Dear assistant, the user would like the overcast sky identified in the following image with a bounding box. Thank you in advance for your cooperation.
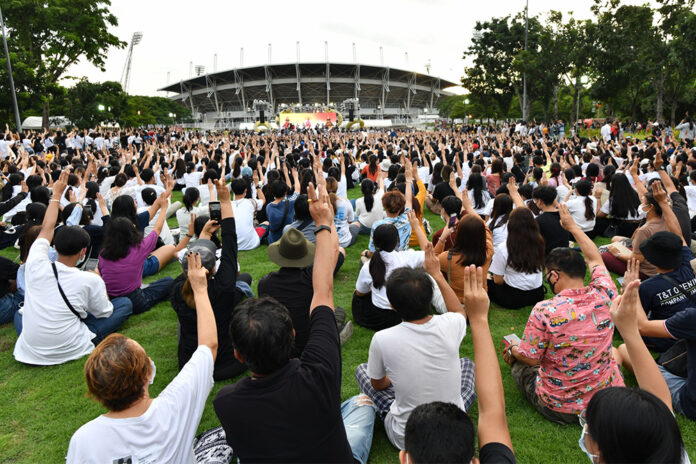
[66,0,659,96]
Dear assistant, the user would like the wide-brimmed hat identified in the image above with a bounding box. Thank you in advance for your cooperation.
[268,228,315,268]
[181,239,218,274]
[380,159,391,172]
[639,231,682,270]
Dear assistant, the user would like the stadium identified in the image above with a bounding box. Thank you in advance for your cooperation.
[158,62,459,129]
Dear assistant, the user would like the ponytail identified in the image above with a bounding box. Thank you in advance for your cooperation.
[369,251,388,289]
[362,179,375,212]
[575,179,595,221]
[584,196,595,221]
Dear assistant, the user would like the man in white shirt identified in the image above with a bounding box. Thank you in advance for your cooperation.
[0,134,15,159]
[66,254,218,464]
[601,122,612,142]
[355,246,475,450]
[230,178,264,250]
[13,172,133,365]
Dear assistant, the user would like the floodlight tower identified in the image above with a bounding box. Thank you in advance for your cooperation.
[120,32,143,94]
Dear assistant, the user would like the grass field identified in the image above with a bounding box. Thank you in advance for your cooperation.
[0,187,694,463]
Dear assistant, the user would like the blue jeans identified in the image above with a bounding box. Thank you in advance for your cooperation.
[0,291,23,325]
[84,297,133,343]
[658,365,687,415]
[350,198,357,210]
[124,277,174,315]
[341,394,376,464]
[14,297,133,342]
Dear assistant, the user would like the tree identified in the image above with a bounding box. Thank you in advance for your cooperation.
[1,0,125,129]
[60,79,126,128]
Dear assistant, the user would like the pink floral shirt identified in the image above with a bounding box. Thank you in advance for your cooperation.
[517,265,624,415]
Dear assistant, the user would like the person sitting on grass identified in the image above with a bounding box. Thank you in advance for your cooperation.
[400,266,516,464]
[13,170,132,366]
[355,242,476,451]
[363,157,414,258]
[258,226,351,357]
[502,204,624,424]
[66,253,218,463]
[586,276,689,462]
[98,191,177,315]
[214,183,376,464]
[171,179,251,381]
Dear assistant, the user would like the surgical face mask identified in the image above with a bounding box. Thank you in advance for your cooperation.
[578,425,600,463]
[76,251,87,268]
[149,359,157,385]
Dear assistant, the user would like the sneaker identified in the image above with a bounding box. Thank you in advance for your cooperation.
[339,321,354,346]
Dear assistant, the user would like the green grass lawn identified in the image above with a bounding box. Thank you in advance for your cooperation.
[0,188,694,463]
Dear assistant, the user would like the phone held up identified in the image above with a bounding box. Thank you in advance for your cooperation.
[208,201,222,223]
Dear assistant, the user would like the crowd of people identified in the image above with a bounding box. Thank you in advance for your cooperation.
[0,120,695,463]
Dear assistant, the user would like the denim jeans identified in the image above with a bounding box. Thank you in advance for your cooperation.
[341,394,376,464]
[0,291,23,325]
[125,277,174,315]
[14,297,133,342]
[658,365,687,415]
[83,297,133,343]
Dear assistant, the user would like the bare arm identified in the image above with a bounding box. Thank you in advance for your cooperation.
[464,265,513,451]
[423,242,465,316]
[38,170,69,242]
[308,183,336,311]
[558,204,603,269]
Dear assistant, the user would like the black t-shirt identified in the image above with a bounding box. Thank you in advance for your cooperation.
[257,253,344,356]
[639,246,696,321]
[432,182,455,203]
[535,211,569,255]
[479,442,517,464]
[664,308,696,421]
[213,306,353,463]
[511,164,526,184]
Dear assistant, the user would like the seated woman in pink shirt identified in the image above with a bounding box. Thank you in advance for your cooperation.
[98,194,175,315]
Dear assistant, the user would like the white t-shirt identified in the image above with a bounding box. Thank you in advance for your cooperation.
[138,206,174,246]
[66,345,215,464]
[182,171,204,190]
[13,238,113,365]
[232,198,262,250]
[487,218,508,249]
[468,189,492,216]
[684,184,696,215]
[565,196,597,232]
[367,312,467,450]
[137,184,165,208]
[489,243,543,291]
[600,199,645,221]
[356,250,424,309]
[334,198,355,247]
[176,205,208,233]
[355,191,385,229]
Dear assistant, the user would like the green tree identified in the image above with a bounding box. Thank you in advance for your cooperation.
[1,0,125,129]
[58,79,126,128]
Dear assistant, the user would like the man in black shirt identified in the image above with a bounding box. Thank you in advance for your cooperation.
[533,186,569,255]
[214,183,376,463]
[399,266,516,464]
[510,153,528,184]
[257,227,350,356]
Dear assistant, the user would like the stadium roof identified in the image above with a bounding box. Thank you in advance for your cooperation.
[159,62,459,115]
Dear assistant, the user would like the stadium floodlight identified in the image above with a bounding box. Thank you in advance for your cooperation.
[194,65,206,76]
[121,32,144,94]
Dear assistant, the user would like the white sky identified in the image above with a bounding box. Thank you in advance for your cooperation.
[65,0,660,96]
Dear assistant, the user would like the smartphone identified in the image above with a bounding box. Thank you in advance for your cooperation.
[448,215,457,229]
[83,204,93,216]
[83,258,99,272]
[501,334,522,353]
[209,201,222,222]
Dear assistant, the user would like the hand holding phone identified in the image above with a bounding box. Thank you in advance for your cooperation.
[209,201,221,222]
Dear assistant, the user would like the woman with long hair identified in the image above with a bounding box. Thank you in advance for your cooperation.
[547,162,562,188]
[98,193,176,314]
[487,193,513,248]
[485,158,505,196]
[353,173,385,235]
[176,186,206,233]
[466,173,492,216]
[487,208,546,309]
[436,199,494,304]
[564,179,597,237]
[361,154,380,182]
[353,216,443,330]
[594,173,642,237]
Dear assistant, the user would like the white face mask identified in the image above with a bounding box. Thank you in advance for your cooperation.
[149,359,157,385]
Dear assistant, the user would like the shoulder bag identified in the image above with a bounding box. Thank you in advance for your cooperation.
[51,262,85,322]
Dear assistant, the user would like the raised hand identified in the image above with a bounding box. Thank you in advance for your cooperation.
[610,279,641,335]
[307,182,334,227]
[462,265,489,321]
[187,252,209,294]
[422,242,441,277]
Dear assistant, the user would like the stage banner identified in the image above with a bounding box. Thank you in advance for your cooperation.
[279,112,337,128]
